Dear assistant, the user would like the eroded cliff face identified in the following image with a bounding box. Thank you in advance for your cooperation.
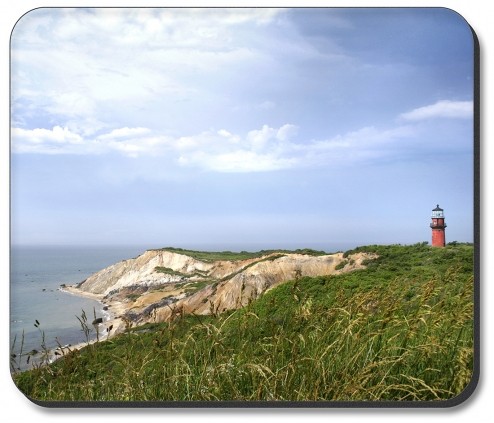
[76,250,217,296]
[72,249,376,328]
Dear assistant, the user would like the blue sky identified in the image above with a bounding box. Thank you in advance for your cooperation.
[10,7,475,249]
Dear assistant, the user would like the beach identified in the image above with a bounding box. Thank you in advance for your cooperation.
[60,285,130,341]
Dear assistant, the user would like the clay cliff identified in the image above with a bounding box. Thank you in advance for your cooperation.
[68,248,377,330]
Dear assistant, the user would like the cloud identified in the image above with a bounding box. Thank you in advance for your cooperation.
[400,100,473,121]
[13,93,472,174]
[12,121,418,173]
[246,125,277,150]
[179,124,300,171]
[97,127,151,140]
[245,123,298,151]
[276,124,299,141]
[12,126,163,156]
[179,150,296,173]
[11,8,288,139]
[296,125,417,166]
[12,126,84,154]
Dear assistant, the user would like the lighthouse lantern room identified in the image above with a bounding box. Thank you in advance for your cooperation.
[430,204,447,247]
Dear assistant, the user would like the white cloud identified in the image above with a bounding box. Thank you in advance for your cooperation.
[46,91,96,118]
[12,126,163,156]
[217,129,232,137]
[276,124,298,141]
[97,127,151,140]
[11,8,287,139]
[217,129,240,143]
[176,124,299,171]
[10,121,417,170]
[102,136,172,158]
[14,95,471,174]
[180,150,296,173]
[12,126,84,154]
[246,125,277,150]
[400,100,473,121]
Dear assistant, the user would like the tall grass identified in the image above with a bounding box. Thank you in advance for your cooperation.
[13,244,474,403]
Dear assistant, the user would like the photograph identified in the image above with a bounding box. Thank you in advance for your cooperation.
[8,6,477,408]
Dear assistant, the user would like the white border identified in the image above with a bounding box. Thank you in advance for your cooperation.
[1,1,490,421]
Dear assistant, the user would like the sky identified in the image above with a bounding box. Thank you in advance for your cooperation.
[10,7,475,250]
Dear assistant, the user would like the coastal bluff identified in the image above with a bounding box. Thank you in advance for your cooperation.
[67,248,377,332]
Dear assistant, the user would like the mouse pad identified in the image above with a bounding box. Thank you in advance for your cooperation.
[9,7,479,408]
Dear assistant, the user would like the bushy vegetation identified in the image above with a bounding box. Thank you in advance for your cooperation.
[13,243,475,403]
[153,247,326,262]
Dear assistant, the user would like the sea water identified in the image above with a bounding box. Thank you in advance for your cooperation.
[9,245,148,371]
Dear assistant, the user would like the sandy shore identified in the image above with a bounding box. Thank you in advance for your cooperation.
[54,285,130,354]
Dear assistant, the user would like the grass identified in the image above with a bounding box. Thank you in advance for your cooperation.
[183,280,213,295]
[152,247,326,262]
[12,243,475,403]
[154,266,188,277]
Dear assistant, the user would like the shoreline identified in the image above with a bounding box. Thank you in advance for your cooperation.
[12,285,130,373]
[13,287,126,373]
[60,285,129,335]
[41,286,131,362]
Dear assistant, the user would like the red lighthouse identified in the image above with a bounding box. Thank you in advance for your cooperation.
[430,204,447,247]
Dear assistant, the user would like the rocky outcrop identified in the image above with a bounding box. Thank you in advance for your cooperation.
[75,250,216,296]
[72,248,376,328]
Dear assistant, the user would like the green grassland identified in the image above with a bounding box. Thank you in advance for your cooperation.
[152,247,327,262]
[12,243,475,403]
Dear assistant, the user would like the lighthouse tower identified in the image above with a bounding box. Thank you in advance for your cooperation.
[430,204,447,247]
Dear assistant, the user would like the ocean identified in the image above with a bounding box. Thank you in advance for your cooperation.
[9,242,359,371]
[9,245,148,371]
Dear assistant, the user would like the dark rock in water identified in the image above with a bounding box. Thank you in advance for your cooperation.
[76,279,87,288]
[103,306,109,311]
[60,284,66,288]
[42,288,46,291]
[92,317,103,325]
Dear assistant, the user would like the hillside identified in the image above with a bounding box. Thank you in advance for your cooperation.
[65,247,375,332]
[13,243,475,404]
